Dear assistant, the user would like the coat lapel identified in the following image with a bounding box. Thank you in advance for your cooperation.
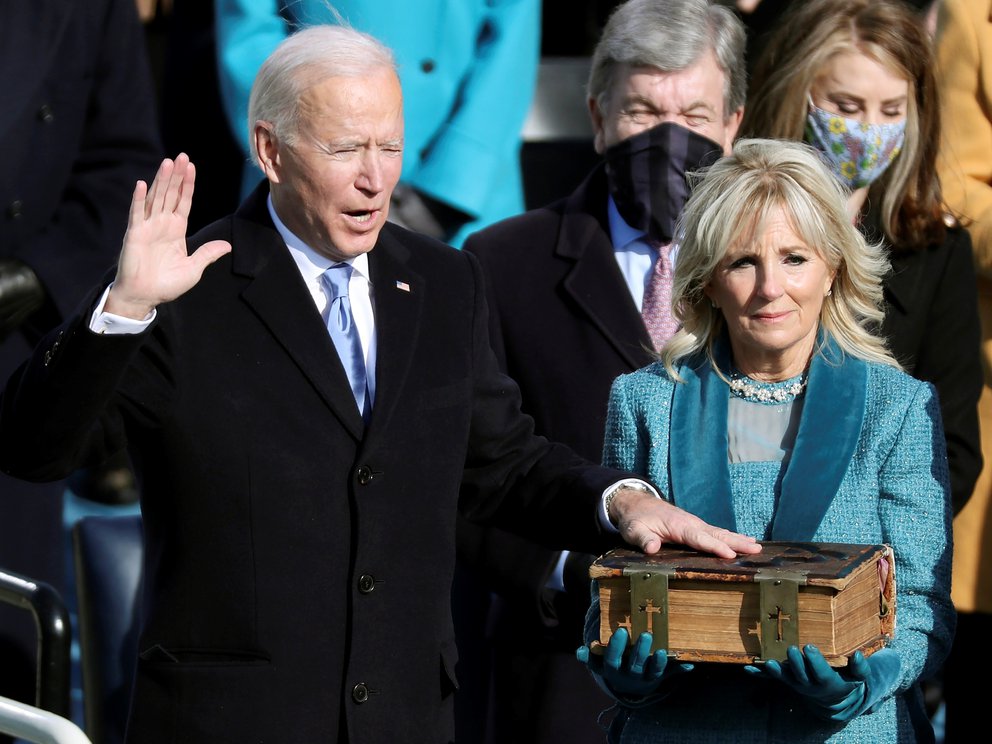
[557,167,656,370]
[668,335,867,540]
[364,227,423,442]
[232,187,365,439]
[670,343,736,530]
[771,338,867,540]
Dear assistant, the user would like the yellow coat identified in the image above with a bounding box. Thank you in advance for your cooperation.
[936,0,992,613]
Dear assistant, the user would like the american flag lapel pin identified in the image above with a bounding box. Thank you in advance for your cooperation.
[395,280,411,292]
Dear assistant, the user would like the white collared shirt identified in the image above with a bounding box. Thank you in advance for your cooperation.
[268,197,377,406]
[607,196,677,309]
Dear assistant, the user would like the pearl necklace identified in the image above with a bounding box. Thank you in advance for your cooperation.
[728,371,808,405]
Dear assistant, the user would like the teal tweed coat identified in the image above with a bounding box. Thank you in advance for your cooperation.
[588,340,955,743]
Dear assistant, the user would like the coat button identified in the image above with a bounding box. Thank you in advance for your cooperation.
[357,465,373,484]
[420,58,435,73]
[6,200,23,219]
[37,104,54,123]
[358,574,375,594]
[352,683,369,703]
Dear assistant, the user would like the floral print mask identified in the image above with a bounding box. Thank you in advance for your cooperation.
[804,100,905,190]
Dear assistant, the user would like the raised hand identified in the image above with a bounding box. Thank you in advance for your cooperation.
[608,487,761,558]
[106,154,232,319]
[576,628,692,700]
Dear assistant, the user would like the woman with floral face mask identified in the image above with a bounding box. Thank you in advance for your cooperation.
[742,0,983,517]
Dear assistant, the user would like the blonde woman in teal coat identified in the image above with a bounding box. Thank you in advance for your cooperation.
[214,0,540,248]
[578,139,954,743]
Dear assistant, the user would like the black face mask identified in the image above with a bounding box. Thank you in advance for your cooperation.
[604,122,724,244]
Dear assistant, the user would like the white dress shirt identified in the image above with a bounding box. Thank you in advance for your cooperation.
[607,196,677,310]
[269,197,377,406]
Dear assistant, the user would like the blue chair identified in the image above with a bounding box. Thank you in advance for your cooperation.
[71,515,143,744]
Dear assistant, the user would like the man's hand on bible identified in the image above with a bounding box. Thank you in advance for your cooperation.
[608,486,761,559]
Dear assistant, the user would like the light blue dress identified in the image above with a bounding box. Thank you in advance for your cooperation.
[588,338,955,743]
[214,0,540,247]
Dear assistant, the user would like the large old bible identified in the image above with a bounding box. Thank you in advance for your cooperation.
[590,542,895,666]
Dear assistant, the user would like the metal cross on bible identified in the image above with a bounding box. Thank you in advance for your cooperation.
[639,599,664,634]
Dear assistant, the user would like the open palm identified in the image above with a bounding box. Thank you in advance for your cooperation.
[106,153,232,319]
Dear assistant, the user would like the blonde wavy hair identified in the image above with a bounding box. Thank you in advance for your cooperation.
[662,138,899,379]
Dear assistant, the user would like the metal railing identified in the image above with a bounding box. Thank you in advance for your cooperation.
[0,695,91,744]
[0,569,72,718]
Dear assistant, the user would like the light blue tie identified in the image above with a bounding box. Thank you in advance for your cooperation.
[322,264,369,420]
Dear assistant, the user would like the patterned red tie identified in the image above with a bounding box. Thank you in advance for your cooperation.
[641,245,679,352]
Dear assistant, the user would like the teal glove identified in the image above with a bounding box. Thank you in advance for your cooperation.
[843,648,902,716]
[745,645,901,721]
[576,628,693,701]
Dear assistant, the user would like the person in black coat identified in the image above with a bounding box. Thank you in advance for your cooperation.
[458,1,748,741]
[0,24,759,743]
[0,0,161,709]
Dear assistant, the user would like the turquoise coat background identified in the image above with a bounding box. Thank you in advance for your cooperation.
[590,346,955,743]
[215,0,540,247]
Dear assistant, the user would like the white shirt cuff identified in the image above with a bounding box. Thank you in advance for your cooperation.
[88,284,156,334]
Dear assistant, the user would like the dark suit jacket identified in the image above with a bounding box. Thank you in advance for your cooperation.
[0,186,628,744]
[458,165,656,742]
[465,164,654,462]
[461,163,655,601]
[0,0,161,349]
[879,221,984,514]
[0,0,161,705]
[461,164,655,622]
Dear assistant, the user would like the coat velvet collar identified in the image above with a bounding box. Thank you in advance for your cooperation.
[669,333,867,540]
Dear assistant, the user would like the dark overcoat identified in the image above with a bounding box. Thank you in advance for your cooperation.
[0,186,626,743]
[457,164,656,742]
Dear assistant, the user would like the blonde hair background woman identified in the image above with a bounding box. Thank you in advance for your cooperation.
[741,0,982,516]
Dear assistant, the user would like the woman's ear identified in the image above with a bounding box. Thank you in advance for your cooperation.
[703,284,719,309]
[825,267,838,297]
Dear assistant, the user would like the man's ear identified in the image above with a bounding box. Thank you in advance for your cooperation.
[722,106,745,154]
[588,95,607,155]
[254,122,282,183]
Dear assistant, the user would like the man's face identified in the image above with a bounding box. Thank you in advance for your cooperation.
[590,51,742,156]
[257,66,404,262]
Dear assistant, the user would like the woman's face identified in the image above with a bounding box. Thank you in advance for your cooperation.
[810,49,910,126]
[705,205,835,380]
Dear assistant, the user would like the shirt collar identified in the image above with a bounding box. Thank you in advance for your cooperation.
[267,194,370,283]
[607,196,650,254]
